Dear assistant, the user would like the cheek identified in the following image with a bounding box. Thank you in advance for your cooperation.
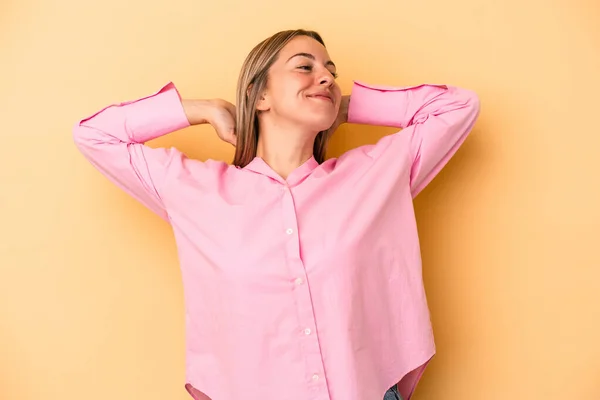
[276,78,304,102]
[333,89,342,105]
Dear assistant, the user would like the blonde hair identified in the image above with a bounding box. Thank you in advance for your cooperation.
[233,29,330,168]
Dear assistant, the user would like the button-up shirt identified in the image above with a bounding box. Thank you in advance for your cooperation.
[73,79,480,400]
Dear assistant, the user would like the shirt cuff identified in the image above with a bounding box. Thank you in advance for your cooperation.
[79,82,191,144]
[347,81,448,128]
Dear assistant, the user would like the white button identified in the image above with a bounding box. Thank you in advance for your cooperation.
[295,278,304,285]
[286,228,293,235]
[304,328,312,335]
[312,374,319,381]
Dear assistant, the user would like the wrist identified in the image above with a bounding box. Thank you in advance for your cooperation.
[181,99,213,126]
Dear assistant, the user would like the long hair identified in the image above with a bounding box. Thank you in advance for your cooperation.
[233,29,331,168]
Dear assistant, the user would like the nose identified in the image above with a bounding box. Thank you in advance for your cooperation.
[317,68,334,86]
[319,77,332,86]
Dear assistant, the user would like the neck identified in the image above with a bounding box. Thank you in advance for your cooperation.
[256,120,316,180]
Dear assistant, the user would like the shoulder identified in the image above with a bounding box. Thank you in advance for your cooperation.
[160,151,247,189]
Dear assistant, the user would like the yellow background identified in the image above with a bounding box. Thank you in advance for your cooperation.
[1,0,599,399]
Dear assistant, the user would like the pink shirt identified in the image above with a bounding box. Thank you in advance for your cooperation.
[73,79,480,400]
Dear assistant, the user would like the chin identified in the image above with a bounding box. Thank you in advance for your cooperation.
[304,120,334,133]
[304,114,337,132]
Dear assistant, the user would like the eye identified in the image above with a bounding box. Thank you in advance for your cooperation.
[297,65,338,79]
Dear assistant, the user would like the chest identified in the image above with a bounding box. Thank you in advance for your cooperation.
[167,162,415,280]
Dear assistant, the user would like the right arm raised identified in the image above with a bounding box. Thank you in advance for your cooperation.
[73,82,212,221]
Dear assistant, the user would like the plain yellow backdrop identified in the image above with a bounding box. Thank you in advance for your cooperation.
[1,0,599,399]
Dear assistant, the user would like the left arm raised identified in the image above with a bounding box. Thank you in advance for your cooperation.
[346,81,480,197]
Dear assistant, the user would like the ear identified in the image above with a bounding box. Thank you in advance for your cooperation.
[255,91,270,112]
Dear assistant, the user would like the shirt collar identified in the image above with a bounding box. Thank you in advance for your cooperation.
[242,156,319,186]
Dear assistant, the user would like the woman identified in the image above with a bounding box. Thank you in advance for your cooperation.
[73,29,480,400]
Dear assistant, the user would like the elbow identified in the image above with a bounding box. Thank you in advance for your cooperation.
[72,119,84,139]
[72,120,88,150]
[72,118,121,151]
[72,121,97,155]
[454,88,481,131]
[450,88,481,139]
[72,121,114,158]
[463,91,481,142]
[464,88,481,119]
[72,104,124,151]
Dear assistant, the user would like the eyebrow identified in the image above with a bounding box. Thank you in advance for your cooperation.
[287,52,336,69]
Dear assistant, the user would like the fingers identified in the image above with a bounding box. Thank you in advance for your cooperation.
[212,101,237,147]
[227,131,237,146]
[222,127,237,147]
[224,102,237,118]
[225,105,237,146]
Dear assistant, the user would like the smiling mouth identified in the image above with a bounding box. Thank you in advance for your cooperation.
[308,95,333,103]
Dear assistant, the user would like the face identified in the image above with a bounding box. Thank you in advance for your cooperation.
[256,35,342,133]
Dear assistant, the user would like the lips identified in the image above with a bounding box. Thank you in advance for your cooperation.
[307,92,333,103]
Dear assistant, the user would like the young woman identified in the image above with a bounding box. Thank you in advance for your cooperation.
[73,29,480,400]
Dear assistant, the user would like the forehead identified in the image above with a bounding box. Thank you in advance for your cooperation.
[278,35,331,61]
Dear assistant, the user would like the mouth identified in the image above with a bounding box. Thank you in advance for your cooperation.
[307,93,333,103]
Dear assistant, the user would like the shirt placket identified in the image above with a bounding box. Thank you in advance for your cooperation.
[281,184,331,400]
